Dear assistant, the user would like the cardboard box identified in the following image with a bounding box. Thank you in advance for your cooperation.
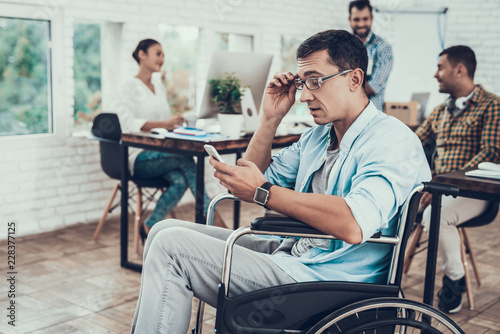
[384,101,420,127]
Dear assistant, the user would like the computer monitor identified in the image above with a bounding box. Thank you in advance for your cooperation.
[410,92,430,123]
[198,51,273,119]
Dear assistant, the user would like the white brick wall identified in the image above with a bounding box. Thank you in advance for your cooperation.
[1,0,499,239]
[412,0,500,93]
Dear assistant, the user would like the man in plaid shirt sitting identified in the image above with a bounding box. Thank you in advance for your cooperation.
[416,45,500,314]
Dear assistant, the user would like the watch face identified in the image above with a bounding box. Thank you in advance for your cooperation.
[254,187,269,205]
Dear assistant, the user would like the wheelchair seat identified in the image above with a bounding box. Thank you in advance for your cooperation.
[194,183,464,334]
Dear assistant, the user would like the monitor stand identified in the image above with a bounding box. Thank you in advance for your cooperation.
[240,88,259,135]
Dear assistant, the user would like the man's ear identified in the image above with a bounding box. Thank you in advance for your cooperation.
[350,69,364,91]
[455,63,467,78]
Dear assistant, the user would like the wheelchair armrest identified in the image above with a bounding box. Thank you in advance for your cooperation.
[206,192,239,225]
[251,216,382,238]
[251,216,326,235]
[423,181,459,197]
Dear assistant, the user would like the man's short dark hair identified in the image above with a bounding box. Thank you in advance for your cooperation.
[349,0,373,15]
[296,29,368,89]
[439,45,476,79]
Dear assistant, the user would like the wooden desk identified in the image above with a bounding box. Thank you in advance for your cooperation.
[434,168,500,201]
[119,132,301,272]
[423,169,500,308]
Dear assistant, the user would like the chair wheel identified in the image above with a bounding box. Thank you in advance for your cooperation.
[304,297,464,334]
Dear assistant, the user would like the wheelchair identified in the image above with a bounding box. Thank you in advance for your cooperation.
[192,183,465,334]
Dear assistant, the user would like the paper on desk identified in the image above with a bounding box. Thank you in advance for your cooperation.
[163,132,228,142]
[465,168,500,180]
[478,162,500,172]
[466,162,500,180]
[173,127,206,136]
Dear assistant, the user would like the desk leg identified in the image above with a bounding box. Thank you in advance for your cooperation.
[233,152,242,229]
[195,155,205,224]
[120,145,142,273]
[423,193,443,307]
[120,146,129,268]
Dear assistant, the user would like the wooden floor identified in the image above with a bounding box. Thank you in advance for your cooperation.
[0,200,499,333]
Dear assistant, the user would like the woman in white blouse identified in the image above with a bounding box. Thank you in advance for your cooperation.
[116,39,224,237]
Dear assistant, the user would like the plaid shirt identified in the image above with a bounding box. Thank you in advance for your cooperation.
[365,32,393,111]
[416,85,500,175]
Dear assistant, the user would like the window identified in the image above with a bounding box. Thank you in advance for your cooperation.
[373,8,447,115]
[73,23,102,133]
[281,35,301,73]
[0,16,52,136]
[158,24,200,114]
[215,33,253,53]
[281,35,308,117]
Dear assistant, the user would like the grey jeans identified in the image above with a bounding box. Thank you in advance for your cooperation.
[131,219,296,334]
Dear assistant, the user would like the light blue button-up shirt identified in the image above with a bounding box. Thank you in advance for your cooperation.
[264,102,431,284]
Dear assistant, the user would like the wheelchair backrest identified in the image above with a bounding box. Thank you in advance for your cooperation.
[387,185,424,286]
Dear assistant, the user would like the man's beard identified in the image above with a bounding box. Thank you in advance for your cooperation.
[353,27,371,39]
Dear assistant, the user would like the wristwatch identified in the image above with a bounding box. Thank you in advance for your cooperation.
[254,182,274,208]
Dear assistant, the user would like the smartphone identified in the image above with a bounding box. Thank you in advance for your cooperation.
[204,144,225,163]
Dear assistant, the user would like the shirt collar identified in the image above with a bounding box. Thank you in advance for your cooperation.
[447,85,478,116]
[364,31,374,45]
[469,84,484,105]
[462,86,476,102]
[335,101,379,153]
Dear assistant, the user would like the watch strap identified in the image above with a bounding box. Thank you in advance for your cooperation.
[260,182,274,192]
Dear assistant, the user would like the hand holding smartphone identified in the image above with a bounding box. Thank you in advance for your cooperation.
[204,144,225,163]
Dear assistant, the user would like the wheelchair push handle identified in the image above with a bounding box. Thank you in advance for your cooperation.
[422,182,459,197]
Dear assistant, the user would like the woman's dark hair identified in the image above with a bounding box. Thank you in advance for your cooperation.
[132,39,160,64]
[296,30,368,89]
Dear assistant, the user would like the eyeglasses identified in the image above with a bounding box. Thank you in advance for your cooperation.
[294,69,354,90]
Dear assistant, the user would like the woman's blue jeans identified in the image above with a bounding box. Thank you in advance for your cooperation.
[133,150,210,227]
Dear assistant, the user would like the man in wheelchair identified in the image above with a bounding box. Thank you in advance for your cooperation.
[131,30,433,333]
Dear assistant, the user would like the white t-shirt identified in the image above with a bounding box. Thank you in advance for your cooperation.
[114,76,171,173]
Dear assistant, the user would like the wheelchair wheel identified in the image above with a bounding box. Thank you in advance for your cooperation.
[304,297,464,334]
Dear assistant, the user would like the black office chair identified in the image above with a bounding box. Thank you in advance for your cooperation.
[91,113,172,253]
[404,201,499,310]
[191,183,464,333]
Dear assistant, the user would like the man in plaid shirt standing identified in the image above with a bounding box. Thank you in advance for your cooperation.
[348,0,393,112]
[416,45,500,314]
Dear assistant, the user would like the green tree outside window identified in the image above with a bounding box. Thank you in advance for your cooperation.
[73,23,102,131]
[0,17,51,136]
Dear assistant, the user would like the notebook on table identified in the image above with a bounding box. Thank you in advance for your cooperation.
[465,162,500,180]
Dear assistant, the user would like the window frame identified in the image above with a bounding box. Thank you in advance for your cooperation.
[0,3,65,143]
[157,24,201,115]
[72,19,103,136]
[210,23,261,53]
[197,23,262,112]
